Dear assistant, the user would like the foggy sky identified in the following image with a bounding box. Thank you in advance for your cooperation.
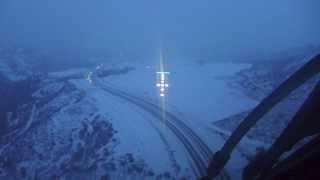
[0,0,319,58]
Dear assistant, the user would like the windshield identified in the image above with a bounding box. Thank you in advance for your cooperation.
[0,1,319,179]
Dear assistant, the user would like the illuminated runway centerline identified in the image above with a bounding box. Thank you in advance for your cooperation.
[156,50,170,97]
[156,49,170,127]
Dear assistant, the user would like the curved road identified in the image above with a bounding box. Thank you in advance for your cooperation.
[96,81,229,179]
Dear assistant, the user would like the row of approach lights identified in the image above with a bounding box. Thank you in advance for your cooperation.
[156,71,170,97]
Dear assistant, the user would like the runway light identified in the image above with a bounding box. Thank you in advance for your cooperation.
[156,71,170,97]
[85,72,93,83]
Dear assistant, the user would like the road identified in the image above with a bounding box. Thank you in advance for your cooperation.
[96,80,230,179]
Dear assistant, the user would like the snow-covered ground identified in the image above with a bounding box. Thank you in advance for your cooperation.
[98,60,258,124]
[1,43,320,179]
[0,50,273,179]
[214,49,320,144]
[83,59,261,179]
[72,79,194,178]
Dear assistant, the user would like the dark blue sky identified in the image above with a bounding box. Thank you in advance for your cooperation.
[0,0,319,58]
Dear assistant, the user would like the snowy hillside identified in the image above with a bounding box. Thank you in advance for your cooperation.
[1,45,294,179]
[214,46,320,144]
[0,49,189,179]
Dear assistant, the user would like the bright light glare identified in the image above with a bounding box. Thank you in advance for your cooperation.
[157,71,170,97]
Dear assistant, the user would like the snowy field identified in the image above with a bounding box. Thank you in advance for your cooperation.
[99,60,258,123]
[0,56,264,179]
[79,59,261,179]
[72,79,193,178]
